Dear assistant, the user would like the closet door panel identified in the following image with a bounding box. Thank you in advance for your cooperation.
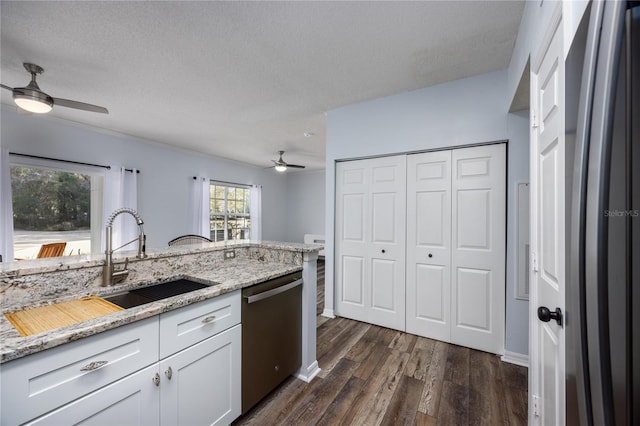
[341,256,365,305]
[366,156,406,330]
[336,162,371,321]
[455,267,492,331]
[336,156,406,331]
[451,144,506,354]
[406,151,451,341]
[371,259,396,311]
[415,264,446,321]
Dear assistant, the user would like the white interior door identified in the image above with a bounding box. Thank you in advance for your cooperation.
[406,150,452,342]
[530,8,565,425]
[335,156,406,330]
[450,143,506,354]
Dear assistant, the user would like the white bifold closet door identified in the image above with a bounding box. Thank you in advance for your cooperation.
[406,150,452,342]
[450,144,506,354]
[406,144,506,354]
[335,155,406,331]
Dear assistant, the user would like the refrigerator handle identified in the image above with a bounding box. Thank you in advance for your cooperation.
[583,1,626,425]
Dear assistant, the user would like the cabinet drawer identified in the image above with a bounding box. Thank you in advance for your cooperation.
[0,316,159,426]
[159,290,240,359]
[25,364,160,426]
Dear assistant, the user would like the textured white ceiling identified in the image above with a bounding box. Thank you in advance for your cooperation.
[0,1,524,171]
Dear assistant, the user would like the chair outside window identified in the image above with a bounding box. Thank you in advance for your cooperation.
[168,235,212,246]
[37,242,67,258]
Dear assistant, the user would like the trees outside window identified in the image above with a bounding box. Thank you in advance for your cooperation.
[11,165,98,259]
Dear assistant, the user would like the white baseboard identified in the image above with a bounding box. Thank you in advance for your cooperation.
[295,361,321,383]
[321,308,335,318]
[501,350,529,368]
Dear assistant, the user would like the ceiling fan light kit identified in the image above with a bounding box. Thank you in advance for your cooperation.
[271,150,305,172]
[1,63,109,115]
[13,88,53,113]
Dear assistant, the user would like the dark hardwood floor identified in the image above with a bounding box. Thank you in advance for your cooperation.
[234,260,528,425]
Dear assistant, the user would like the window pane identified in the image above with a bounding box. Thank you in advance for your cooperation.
[210,216,225,242]
[208,183,251,241]
[11,166,94,259]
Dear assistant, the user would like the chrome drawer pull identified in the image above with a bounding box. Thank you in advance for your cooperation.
[165,366,173,380]
[202,315,216,324]
[80,360,109,371]
[152,373,161,387]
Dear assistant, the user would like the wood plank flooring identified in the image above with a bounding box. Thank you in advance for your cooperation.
[233,260,528,425]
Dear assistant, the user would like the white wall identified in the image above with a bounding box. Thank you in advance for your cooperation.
[507,0,589,105]
[325,69,531,356]
[1,107,289,248]
[285,170,325,243]
[506,110,530,356]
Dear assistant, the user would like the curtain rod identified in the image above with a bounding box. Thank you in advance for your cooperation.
[193,176,252,188]
[9,152,140,173]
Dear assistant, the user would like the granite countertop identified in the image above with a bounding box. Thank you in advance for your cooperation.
[0,240,321,275]
[0,256,303,363]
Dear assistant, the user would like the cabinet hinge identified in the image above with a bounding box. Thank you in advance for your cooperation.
[532,395,540,417]
[531,251,538,272]
[532,111,539,128]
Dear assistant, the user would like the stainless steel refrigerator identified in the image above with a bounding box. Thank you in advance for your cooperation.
[568,1,639,425]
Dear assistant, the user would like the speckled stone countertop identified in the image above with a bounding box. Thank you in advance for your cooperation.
[0,241,322,363]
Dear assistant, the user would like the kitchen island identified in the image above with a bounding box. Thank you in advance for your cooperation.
[0,240,322,425]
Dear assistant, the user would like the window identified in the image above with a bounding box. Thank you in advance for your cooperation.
[10,164,102,259]
[209,183,251,242]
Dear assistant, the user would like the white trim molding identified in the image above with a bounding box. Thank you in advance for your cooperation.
[501,350,530,368]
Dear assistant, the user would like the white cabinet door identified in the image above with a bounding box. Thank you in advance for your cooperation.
[450,143,506,354]
[336,155,406,331]
[1,317,159,426]
[406,150,452,341]
[160,324,241,426]
[25,364,160,426]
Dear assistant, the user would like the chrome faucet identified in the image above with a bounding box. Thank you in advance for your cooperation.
[103,208,146,286]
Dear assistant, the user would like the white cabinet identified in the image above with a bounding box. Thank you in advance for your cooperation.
[1,291,242,426]
[336,144,506,355]
[160,324,241,426]
[1,316,159,426]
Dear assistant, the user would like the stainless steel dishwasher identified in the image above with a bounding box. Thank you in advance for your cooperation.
[241,271,302,414]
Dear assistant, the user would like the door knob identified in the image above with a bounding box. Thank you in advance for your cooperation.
[537,306,563,326]
[428,253,433,258]
[381,249,386,253]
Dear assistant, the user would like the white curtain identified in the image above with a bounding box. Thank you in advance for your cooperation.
[0,148,14,262]
[102,167,139,251]
[191,177,210,238]
[250,184,262,241]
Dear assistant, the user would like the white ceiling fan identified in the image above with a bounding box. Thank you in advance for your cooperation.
[1,63,108,114]
[270,150,305,172]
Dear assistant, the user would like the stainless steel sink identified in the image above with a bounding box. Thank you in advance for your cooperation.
[104,279,216,309]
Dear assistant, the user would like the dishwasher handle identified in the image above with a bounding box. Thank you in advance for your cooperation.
[244,279,302,304]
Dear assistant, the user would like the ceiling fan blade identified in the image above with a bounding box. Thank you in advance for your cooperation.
[286,164,306,169]
[52,97,109,114]
[1,83,14,91]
